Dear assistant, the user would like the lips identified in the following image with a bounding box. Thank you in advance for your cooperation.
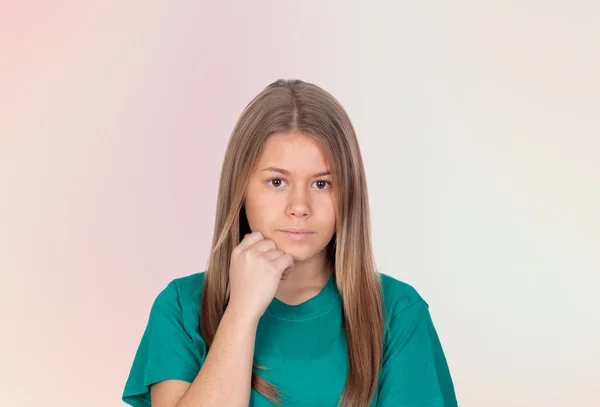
[280,228,314,234]
[278,228,315,241]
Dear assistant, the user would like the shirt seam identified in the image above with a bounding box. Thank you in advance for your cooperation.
[264,298,337,321]
[389,298,428,319]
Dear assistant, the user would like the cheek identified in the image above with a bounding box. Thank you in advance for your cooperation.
[245,199,265,227]
[317,196,337,230]
[244,190,280,228]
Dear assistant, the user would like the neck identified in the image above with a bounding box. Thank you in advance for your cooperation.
[275,251,332,305]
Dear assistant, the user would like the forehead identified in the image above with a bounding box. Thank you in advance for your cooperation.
[258,132,330,171]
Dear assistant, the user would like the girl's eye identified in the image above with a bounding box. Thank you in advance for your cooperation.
[267,178,287,188]
[267,178,331,189]
[313,180,332,190]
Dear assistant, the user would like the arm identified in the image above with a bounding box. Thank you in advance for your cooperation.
[151,308,259,407]
[122,233,291,407]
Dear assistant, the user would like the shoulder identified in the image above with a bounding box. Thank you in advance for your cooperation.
[149,271,206,319]
[143,271,208,351]
[122,272,208,404]
[375,274,458,405]
[378,272,427,317]
[164,271,206,302]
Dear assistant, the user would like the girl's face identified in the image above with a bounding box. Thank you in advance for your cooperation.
[244,131,336,263]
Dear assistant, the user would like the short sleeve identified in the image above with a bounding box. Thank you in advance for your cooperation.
[122,281,206,406]
[377,300,458,407]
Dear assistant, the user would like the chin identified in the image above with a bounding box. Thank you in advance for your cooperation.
[282,246,314,261]
[274,241,316,262]
[288,251,315,263]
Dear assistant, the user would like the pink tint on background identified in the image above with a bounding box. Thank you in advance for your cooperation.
[1,2,361,406]
[2,2,599,407]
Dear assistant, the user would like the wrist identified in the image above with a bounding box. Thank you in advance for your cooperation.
[224,303,261,327]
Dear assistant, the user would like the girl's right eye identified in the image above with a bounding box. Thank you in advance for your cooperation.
[267,178,288,188]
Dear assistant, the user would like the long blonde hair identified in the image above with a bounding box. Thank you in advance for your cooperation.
[200,79,384,406]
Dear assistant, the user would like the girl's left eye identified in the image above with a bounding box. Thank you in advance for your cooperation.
[312,180,332,190]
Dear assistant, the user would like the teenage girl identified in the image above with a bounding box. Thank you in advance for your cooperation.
[122,79,458,407]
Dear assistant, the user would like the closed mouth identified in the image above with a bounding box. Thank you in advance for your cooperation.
[280,229,314,234]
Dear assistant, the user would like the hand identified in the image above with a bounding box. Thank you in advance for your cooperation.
[227,231,294,321]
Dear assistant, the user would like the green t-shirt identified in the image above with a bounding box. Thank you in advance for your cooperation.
[122,272,457,406]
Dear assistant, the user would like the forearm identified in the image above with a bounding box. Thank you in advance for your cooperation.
[176,307,259,407]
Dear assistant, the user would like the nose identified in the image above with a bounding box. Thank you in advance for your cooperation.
[286,187,310,218]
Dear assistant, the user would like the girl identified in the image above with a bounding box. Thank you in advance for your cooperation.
[122,79,457,406]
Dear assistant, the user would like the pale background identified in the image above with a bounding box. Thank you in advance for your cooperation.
[1,1,599,406]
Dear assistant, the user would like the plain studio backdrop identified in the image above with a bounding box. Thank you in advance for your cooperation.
[1,1,598,406]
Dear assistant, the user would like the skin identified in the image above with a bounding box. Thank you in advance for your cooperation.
[244,131,336,304]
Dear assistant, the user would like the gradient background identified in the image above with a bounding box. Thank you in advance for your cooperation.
[1,1,599,406]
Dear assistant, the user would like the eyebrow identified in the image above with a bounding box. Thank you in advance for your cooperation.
[261,167,331,177]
